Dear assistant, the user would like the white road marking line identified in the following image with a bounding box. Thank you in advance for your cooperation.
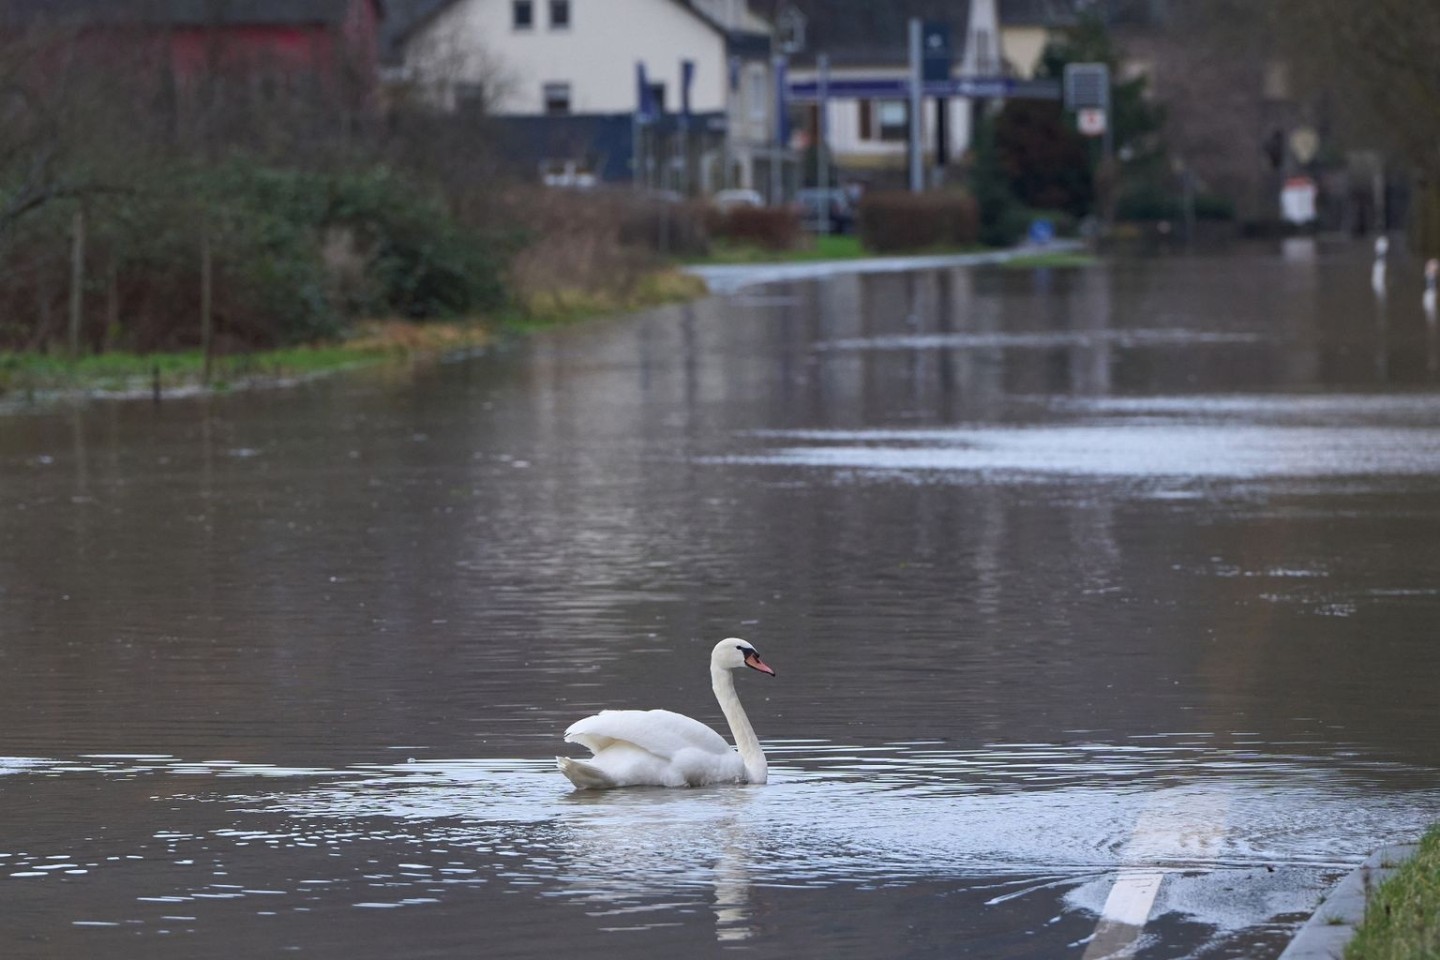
[1081,871,1166,960]
[1080,784,1233,960]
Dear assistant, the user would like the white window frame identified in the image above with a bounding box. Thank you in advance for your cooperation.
[549,0,571,30]
[543,81,572,115]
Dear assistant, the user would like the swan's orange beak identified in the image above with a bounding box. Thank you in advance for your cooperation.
[744,652,776,676]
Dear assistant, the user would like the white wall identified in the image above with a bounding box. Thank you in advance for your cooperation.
[405,0,729,115]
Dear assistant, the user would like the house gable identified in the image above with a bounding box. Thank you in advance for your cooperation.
[402,0,730,115]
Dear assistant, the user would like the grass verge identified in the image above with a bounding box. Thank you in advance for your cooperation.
[692,238,1086,268]
[0,320,491,400]
[502,267,707,332]
[1346,825,1440,960]
[0,267,708,404]
[693,234,868,264]
[1000,250,1099,269]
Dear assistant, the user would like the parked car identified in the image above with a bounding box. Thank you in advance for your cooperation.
[796,188,855,234]
[711,188,765,211]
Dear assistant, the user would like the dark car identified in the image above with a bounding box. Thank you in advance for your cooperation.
[796,188,855,234]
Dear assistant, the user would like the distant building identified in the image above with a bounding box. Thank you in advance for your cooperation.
[393,0,781,194]
[782,0,1077,184]
[0,0,385,88]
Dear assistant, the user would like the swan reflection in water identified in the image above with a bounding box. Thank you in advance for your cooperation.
[559,783,762,942]
[241,757,766,944]
[1425,259,1438,375]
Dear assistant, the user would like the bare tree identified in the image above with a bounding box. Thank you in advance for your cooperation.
[1271,0,1440,182]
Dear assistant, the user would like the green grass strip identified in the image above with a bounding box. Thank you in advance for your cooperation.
[999,251,1099,269]
[1347,825,1440,960]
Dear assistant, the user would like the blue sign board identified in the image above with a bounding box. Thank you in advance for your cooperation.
[921,21,952,83]
[788,76,1058,102]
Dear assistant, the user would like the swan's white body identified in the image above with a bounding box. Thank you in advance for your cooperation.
[557,638,775,789]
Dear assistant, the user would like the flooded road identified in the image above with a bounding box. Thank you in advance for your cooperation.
[3,242,1440,958]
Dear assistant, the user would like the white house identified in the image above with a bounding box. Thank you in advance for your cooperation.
[396,0,780,192]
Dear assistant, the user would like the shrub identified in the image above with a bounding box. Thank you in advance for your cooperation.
[202,163,509,321]
[710,206,802,251]
[503,189,704,313]
[1115,183,1182,222]
[612,197,710,257]
[858,191,980,253]
[1193,193,1236,221]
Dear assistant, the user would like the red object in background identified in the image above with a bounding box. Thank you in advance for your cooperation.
[3,0,382,95]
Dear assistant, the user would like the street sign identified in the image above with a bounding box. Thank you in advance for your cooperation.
[921,21,952,83]
[1077,107,1107,137]
[786,76,1030,101]
[1064,63,1109,110]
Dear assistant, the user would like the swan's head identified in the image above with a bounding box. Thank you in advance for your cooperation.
[1375,236,1389,257]
[1427,259,1439,281]
[712,637,775,676]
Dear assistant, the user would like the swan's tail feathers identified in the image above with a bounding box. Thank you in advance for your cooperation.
[557,756,616,790]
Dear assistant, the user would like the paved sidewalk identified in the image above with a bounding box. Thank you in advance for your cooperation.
[1279,843,1419,960]
[683,242,1086,295]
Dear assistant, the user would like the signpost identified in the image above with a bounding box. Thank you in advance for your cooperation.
[817,53,830,234]
[786,76,1046,102]
[1064,62,1111,157]
[907,18,922,193]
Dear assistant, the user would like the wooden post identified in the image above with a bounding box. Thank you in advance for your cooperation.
[105,261,119,353]
[200,230,213,385]
[68,208,85,359]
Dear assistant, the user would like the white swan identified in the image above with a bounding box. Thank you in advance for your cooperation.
[1424,258,1438,318]
[557,638,776,789]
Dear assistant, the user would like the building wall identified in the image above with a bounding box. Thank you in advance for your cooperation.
[405,0,728,115]
[1001,25,1048,79]
[169,25,330,75]
[787,65,975,175]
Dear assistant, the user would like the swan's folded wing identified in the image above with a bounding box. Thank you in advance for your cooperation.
[564,709,732,760]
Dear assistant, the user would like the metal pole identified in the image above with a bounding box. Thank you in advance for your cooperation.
[771,54,787,204]
[631,112,640,190]
[908,18,923,193]
[817,53,830,236]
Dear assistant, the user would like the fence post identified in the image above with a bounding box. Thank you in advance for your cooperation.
[200,230,213,385]
[68,208,85,359]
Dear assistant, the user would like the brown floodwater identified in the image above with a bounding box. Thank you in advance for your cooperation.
[2,240,1439,959]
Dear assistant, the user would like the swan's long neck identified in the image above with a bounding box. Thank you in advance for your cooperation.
[713,665,767,784]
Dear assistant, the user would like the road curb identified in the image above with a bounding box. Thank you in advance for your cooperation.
[1278,843,1419,959]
